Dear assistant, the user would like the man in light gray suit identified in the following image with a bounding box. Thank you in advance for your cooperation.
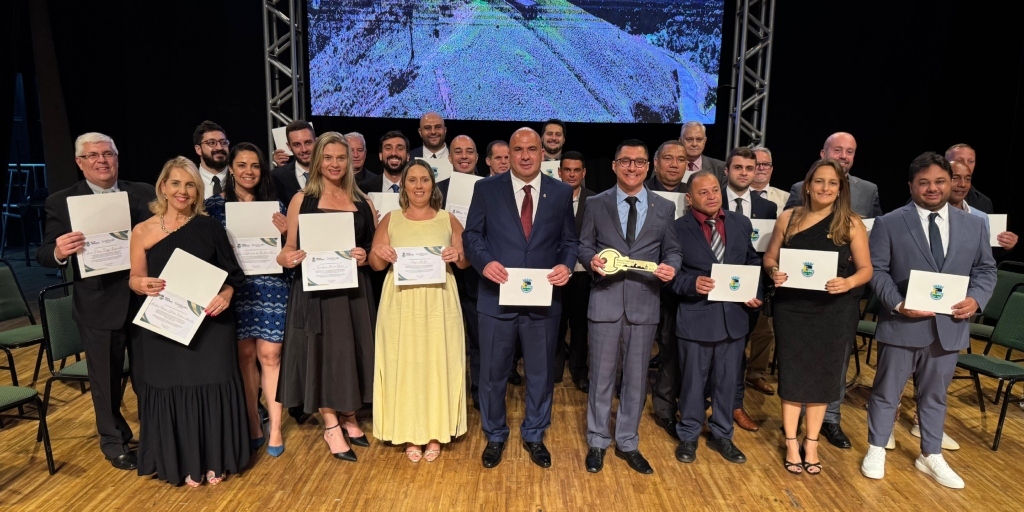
[680,121,726,183]
[861,152,996,489]
[784,132,883,219]
[578,139,681,474]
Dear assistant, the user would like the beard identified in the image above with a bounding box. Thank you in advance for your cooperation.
[382,159,404,175]
[201,150,228,171]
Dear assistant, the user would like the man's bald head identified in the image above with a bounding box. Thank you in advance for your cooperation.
[418,112,447,153]
[945,143,976,173]
[509,128,542,181]
[820,132,857,174]
[449,135,478,174]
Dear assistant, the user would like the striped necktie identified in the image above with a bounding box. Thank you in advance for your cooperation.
[706,218,724,263]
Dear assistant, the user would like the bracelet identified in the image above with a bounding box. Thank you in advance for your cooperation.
[770,266,779,278]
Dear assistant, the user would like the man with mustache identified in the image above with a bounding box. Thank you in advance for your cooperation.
[542,119,566,162]
[358,131,410,194]
[410,112,448,160]
[270,120,316,204]
[193,120,230,200]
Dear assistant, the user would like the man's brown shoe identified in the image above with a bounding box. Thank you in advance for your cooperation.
[745,376,775,396]
[733,408,759,432]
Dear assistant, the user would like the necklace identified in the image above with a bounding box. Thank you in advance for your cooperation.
[160,213,195,234]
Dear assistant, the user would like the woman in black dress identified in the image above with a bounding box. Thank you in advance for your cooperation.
[129,156,249,487]
[762,159,872,475]
[276,131,377,462]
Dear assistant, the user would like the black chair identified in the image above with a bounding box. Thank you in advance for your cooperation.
[856,291,882,365]
[0,258,45,387]
[0,385,55,474]
[971,261,1024,354]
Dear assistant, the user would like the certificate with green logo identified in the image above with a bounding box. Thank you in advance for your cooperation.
[394,246,446,286]
[708,264,762,303]
[67,192,132,278]
[299,212,358,291]
[748,219,775,253]
[498,268,553,307]
[904,270,969,315]
[778,248,838,291]
[132,248,227,345]
[226,201,282,275]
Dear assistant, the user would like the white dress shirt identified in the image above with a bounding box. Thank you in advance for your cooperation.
[725,187,752,218]
[381,172,401,192]
[86,181,119,194]
[424,145,449,160]
[914,202,949,257]
[510,172,540,224]
[199,165,229,200]
[294,162,309,190]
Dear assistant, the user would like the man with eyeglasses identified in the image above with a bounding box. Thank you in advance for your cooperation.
[37,132,156,471]
[578,140,681,474]
[270,120,316,204]
[749,146,790,211]
[679,121,726,184]
[192,120,230,200]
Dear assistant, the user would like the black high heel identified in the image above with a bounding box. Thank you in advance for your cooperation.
[324,424,356,462]
[802,437,821,475]
[783,437,803,475]
[340,412,370,447]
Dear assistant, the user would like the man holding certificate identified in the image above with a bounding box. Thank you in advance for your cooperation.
[861,153,995,489]
[463,127,578,470]
[577,140,680,474]
[37,132,155,471]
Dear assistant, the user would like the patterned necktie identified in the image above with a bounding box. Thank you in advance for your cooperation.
[211,176,222,196]
[688,162,697,171]
[734,198,743,213]
[706,218,724,263]
[625,196,638,246]
[390,183,399,193]
[928,212,944,269]
[521,185,533,240]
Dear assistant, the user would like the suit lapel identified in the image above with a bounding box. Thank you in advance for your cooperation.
[901,206,937,270]
[685,214,716,260]
[943,208,961,270]
[604,193,626,244]
[633,193,661,246]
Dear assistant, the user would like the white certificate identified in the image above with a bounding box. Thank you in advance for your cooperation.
[651,191,688,219]
[862,218,874,235]
[904,269,969,315]
[988,214,1007,247]
[424,159,453,182]
[681,169,697,185]
[749,219,776,252]
[271,122,313,155]
[67,192,132,278]
[540,161,561,181]
[445,172,482,226]
[394,246,446,286]
[708,264,762,303]
[499,268,553,306]
[778,248,838,291]
[225,201,282,275]
[132,248,227,345]
[299,212,358,291]
[367,192,401,224]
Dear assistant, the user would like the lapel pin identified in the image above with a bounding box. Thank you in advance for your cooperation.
[543,194,547,198]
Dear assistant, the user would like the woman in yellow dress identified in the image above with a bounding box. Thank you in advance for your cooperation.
[369,159,469,463]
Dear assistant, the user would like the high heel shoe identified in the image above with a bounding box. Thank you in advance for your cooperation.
[802,437,822,475]
[324,424,356,462]
[206,470,224,486]
[783,437,803,475]
[267,444,285,457]
[340,412,370,447]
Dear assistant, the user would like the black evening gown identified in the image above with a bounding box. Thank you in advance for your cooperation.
[134,215,249,485]
[773,212,860,403]
[277,195,376,414]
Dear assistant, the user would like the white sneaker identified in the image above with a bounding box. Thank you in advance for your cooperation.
[915,453,965,489]
[910,425,961,450]
[885,431,895,450]
[861,445,886,479]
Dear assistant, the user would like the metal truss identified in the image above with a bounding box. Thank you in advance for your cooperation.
[726,0,776,149]
[263,0,306,152]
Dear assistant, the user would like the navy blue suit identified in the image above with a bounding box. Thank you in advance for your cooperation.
[671,210,761,442]
[463,171,578,442]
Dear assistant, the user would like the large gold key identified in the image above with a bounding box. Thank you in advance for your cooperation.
[596,248,658,274]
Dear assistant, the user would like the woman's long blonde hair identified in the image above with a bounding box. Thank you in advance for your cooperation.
[784,158,858,246]
[149,156,207,217]
[303,131,365,202]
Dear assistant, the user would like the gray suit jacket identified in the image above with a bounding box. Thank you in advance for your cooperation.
[701,155,726,183]
[869,204,997,351]
[785,174,882,218]
[578,189,682,325]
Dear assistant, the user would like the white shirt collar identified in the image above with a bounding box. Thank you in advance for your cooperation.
[726,186,751,203]
[425,145,449,160]
[381,172,401,191]
[199,165,228,181]
[914,202,949,222]
[86,180,119,194]
[510,172,541,194]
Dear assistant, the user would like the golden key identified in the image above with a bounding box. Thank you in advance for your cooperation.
[597,248,658,274]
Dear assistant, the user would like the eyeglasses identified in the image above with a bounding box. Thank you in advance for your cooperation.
[201,139,230,148]
[614,158,649,168]
[79,151,117,161]
[755,162,773,169]
[682,137,706,144]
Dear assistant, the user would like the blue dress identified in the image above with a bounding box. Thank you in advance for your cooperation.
[205,195,290,342]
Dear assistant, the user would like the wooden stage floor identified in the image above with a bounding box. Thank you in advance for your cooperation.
[0,254,1022,511]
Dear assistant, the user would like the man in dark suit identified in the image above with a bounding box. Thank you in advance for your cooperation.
[409,112,448,160]
[555,151,594,393]
[945,143,993,214]
[36,132,156,470]
[784,132,883,218]
[345,132,378,181]
[270,120,315,204]
[647,140,688,193]
[578,140,681,474]
[463,127,578,469]
[861,153,996,489]
[672,170,762,465]
[485,140,511,176]
[357,131,409,195]
[680,122,726,183]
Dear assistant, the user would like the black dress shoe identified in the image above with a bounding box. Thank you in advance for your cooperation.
[258,401,269,424]
[508,369,524,386]
[654,416,680,441]
[585,447,605,473]
[574,378,590,394]
[649,354,661,369]
[107,451,138,470]
[821,421,852,449]
[615,449,654,474]
[706,437,746,464]
[523,441,552,468]
[289,405,312,425]
[675,441,697,463]
[482,441,505,468]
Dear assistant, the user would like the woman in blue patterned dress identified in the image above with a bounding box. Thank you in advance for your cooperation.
[205,143,290,456]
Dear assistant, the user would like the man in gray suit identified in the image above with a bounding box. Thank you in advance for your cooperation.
[578,139,681,474]
[860,152,996,489]
[784,132,883,219]
[680,121,726,183]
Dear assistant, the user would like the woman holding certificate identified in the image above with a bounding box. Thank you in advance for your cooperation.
[129,157,249,487]
[205,142,290,456]
[369,159,468,463]
[276,132,376,462]
[762,159,872,476]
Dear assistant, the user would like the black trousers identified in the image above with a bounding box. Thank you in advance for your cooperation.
[79,324,132,459]
[652,295,680,421]
[556,272,591,382]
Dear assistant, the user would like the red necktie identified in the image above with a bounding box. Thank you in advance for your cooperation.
[521,184,533,240]
[688,162,697,171]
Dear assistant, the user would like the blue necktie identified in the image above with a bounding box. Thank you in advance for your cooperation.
[390,184,399,193]
[302,171,309,182]
[928,212,944,269]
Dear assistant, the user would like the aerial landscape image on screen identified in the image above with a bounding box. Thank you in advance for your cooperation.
[307,0,725,123]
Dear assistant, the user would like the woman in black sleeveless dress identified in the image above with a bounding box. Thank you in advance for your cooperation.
[762,159,872,475]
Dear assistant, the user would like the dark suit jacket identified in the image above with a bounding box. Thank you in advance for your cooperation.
[574,187,596,233]
[410,146,424,159]
[646,176,685,194]
[357,173,402,195]
[966,187,994,214]
[671,211,761,342]
[271,163,301,205]
[749,192,778,220]
[37,180,156,330]
[354,168,379,183]
[463,172,578,319]
[701,155,727,182]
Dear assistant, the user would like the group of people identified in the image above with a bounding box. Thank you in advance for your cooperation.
[37,112,1016,490]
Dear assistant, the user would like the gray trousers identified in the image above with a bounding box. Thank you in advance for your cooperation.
[586,317,656,452]
[824,338,853,424]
